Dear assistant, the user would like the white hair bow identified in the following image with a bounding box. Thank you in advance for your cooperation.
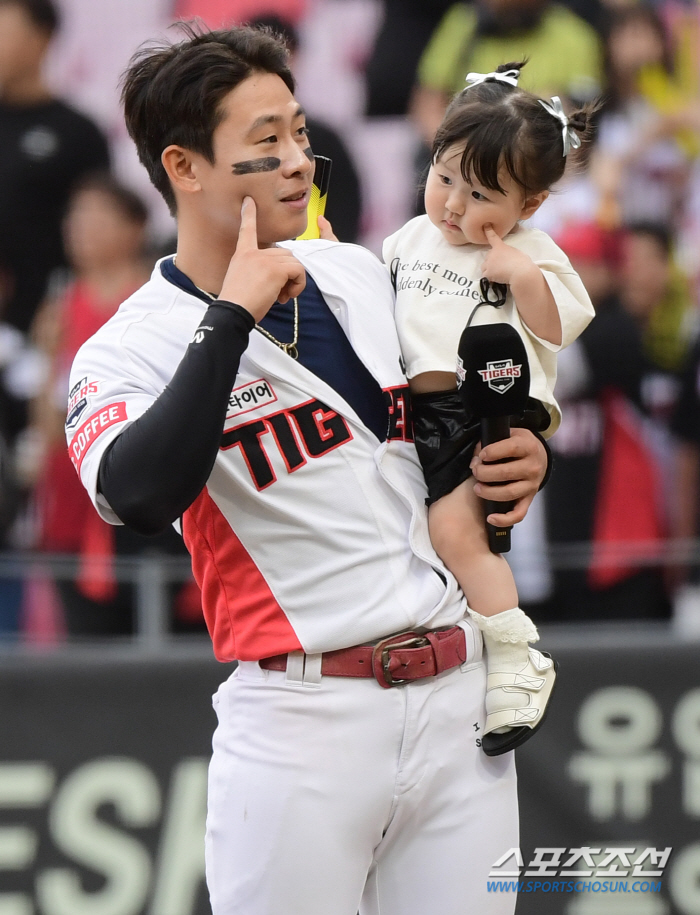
[465,69,520,89]
[538,96,581,157]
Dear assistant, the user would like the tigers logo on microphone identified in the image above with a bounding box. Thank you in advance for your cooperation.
[477,359,522,394]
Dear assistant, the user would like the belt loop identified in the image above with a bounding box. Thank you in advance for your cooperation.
[457,618,482,669]
[303,653,323,686]
[285,651,305,685]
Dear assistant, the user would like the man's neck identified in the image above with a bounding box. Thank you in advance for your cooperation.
[174,211,280,298]
[173,211,241,297]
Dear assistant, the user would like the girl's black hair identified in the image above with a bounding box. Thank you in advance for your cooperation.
[121,23,295,215]
[432,60,599,196]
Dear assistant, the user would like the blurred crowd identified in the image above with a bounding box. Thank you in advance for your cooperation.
[0,0,698,641]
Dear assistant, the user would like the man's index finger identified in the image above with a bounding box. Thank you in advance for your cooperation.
[237,197,258,249]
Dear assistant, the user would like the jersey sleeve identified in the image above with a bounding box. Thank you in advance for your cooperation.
[66,296,256,533]
[66,332,158,524]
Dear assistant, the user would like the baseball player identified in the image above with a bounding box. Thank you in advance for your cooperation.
[67,25,550,915]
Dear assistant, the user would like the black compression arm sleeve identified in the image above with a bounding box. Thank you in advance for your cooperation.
[98,301,255,535]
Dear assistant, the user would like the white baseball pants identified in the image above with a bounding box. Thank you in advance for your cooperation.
[205,626,518,915]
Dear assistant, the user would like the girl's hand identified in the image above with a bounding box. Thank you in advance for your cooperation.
[480,225,535,286]
[317,214,338,242]
[481,224,562,345]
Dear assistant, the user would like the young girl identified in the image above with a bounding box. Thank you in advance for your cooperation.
[384,61,596,756]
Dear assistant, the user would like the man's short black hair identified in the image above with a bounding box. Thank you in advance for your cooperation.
[247,14,299,55]
[0,0,60,35]
[121,23,295,215]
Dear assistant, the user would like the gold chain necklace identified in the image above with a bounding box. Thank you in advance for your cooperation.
[253,297,299,360]
[190,272,300,360]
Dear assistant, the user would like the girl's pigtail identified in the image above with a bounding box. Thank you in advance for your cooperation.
[495,59,528,76]
[566,99,604,154]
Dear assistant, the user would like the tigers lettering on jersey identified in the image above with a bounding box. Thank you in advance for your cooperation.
[384,385,414,443]
[69,402,128,473]
[220,398,353,490]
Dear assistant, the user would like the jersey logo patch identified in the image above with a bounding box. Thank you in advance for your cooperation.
[69,402,127,473]
[66,377,100,430]
[225,379,277,423]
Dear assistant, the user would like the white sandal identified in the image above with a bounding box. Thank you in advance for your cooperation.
[481,647,557,757]
[467,607,558,757]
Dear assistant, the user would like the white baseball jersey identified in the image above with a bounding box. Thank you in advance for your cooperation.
[383,216,595,436]
[67,240,467,662]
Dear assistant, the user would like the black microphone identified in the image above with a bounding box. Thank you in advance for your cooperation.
[457,323,531,553]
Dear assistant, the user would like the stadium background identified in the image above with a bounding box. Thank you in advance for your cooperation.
[1,0,700,913]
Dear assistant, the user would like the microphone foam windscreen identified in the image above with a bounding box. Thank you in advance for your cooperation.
[457,323,531,417]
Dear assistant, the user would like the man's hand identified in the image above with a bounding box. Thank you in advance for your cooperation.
[218,197,306,321]
[470,427,547,527]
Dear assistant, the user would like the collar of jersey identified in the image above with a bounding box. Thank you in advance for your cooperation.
[160,256,214,304]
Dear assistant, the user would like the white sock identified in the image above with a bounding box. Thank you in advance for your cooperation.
[467,606,538,642]
[468,606,538,671]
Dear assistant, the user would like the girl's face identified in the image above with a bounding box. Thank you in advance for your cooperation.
[424,145,546,246]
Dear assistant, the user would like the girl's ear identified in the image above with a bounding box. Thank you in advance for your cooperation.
[520,189,549,220]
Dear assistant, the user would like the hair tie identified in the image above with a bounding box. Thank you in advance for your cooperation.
[465,69,520,90]
[538,96,581,157]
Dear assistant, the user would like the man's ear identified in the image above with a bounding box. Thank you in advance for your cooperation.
[161,145,202,197]
[520,189,549,220]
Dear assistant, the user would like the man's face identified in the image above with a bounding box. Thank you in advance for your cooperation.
[191,72,314,247]
[0,3,49,92]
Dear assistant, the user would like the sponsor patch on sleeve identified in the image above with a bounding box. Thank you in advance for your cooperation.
[68,402,127,473]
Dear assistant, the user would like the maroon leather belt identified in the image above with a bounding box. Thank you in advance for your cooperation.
[259,626,467,689]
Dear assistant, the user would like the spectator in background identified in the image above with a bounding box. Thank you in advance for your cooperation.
[618,222,695,426]
[0,0,111,555]
[26,174,200,638]
[669,331,700,613]
[0,0,110,337]
[541,221,672,622]
[364,0,455,118]
[591,4,698,231]
[410,0,603,151]
[249,14,363,242]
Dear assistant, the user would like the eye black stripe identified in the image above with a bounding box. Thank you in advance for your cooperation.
[232,158,281,175]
